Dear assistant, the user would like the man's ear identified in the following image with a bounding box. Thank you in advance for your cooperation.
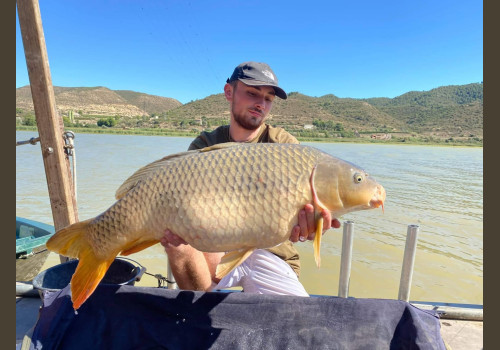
[224,83,233,101]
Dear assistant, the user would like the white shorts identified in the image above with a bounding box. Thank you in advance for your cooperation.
[212,249,309,297]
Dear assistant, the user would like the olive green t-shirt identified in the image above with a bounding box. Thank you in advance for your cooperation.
[188,124,302,276]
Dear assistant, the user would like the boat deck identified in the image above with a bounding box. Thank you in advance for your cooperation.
[439,319,483,350]
[16,247,51,281]
[16,297,41,347]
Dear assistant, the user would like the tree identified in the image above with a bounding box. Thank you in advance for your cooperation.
[334,123,344,132]
[63,116,72,127]
[97,117,116,127]
[23,114,36,126]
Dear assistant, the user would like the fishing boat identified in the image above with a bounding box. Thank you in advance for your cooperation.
[16,216,55,281]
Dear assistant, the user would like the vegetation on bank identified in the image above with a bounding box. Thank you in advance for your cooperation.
[16,125,483,147]
[15,83,483,147]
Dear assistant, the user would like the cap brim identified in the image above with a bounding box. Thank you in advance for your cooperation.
[238,78,287,100]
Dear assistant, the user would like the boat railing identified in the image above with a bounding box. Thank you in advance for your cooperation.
[165,221,420,300]
[338,221,420,302]
[338,220,355,298]
[337,222,482,321]
[165,221,482,320]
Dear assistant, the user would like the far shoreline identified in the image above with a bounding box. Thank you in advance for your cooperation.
[15,126,483,148]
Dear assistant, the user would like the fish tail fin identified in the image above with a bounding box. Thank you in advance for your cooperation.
[215,248,255,280]
[46,219,114,310]
[71,249,114,310]
[313,218,323,268]
[46,218,93,257]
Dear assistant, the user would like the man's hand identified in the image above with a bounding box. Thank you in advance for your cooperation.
[289,204,341,243]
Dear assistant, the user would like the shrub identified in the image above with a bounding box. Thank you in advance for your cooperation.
[97,117,117,127]
[23,114,36,126]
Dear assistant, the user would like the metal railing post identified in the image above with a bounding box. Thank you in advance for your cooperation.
[338,221,355,298]
[167,264,178,289]
[398,224,420,301]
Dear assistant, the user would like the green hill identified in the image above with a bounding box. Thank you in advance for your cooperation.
[16,83,483,142]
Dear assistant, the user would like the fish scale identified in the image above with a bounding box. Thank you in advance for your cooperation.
[46,142,385,309]
[169,148,311,251]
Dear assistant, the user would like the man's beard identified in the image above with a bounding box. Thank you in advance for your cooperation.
[232,105,266,131]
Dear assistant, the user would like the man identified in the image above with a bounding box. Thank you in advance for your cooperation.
[161,62,340,295]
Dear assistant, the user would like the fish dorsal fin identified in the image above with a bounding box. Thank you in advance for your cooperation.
[198,142,240,152]
[115,150,196,199]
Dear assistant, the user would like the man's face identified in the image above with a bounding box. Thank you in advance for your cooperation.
[227,82,276,131]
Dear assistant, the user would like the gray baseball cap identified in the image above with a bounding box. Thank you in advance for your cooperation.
[227,62,287,99]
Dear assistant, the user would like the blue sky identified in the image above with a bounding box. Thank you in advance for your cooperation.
[16,1,483,104]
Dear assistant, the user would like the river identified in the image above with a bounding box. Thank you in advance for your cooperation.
[16,131,483,304]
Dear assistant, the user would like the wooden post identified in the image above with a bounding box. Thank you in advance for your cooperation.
[17,0,78,248]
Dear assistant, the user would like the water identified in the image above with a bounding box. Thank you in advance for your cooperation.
[16,131,483,304]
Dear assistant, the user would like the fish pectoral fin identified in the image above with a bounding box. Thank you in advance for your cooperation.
[215,248,255,280]
[313,218,323,268]
[309,163,329,269]
[71,247,114,310]
[120,238,159,256]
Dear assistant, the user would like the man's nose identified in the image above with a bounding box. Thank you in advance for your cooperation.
[255,97,267,110]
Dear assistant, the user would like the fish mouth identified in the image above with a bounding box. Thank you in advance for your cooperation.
[369,185,386,212]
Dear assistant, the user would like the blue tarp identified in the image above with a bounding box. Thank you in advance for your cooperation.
[27,284,446,349]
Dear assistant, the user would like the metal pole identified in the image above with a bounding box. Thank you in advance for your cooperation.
[166,265,178,289]
[338,221,354,298]
[398,224,420,301]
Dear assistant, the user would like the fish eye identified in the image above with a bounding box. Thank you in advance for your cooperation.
[353,173,364,183]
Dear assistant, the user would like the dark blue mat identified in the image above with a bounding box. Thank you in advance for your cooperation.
[28,284,445,349]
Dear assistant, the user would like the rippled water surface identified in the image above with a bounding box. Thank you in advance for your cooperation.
[16,131,483,304]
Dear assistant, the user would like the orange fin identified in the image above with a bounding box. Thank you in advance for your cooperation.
[215,248,255,280]
[46,219,116,310]
[313,218,323,268]
[310,164,329,268]
[120,239,159,256]
[71,248,114,310]
[46,219,93,258]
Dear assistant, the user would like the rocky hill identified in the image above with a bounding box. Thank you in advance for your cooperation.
[16,83,483,140]
[16,86,182,117]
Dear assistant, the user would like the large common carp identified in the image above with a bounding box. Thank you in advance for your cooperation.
[47,143,385,309]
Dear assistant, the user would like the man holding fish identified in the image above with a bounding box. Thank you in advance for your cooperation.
[160,62,341,296]
[47,62,385,310]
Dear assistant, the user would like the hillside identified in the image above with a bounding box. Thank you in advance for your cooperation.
[16,86,181,118]
[363,84,483,137]
[160,84,482,139]
[16,83,483,141]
